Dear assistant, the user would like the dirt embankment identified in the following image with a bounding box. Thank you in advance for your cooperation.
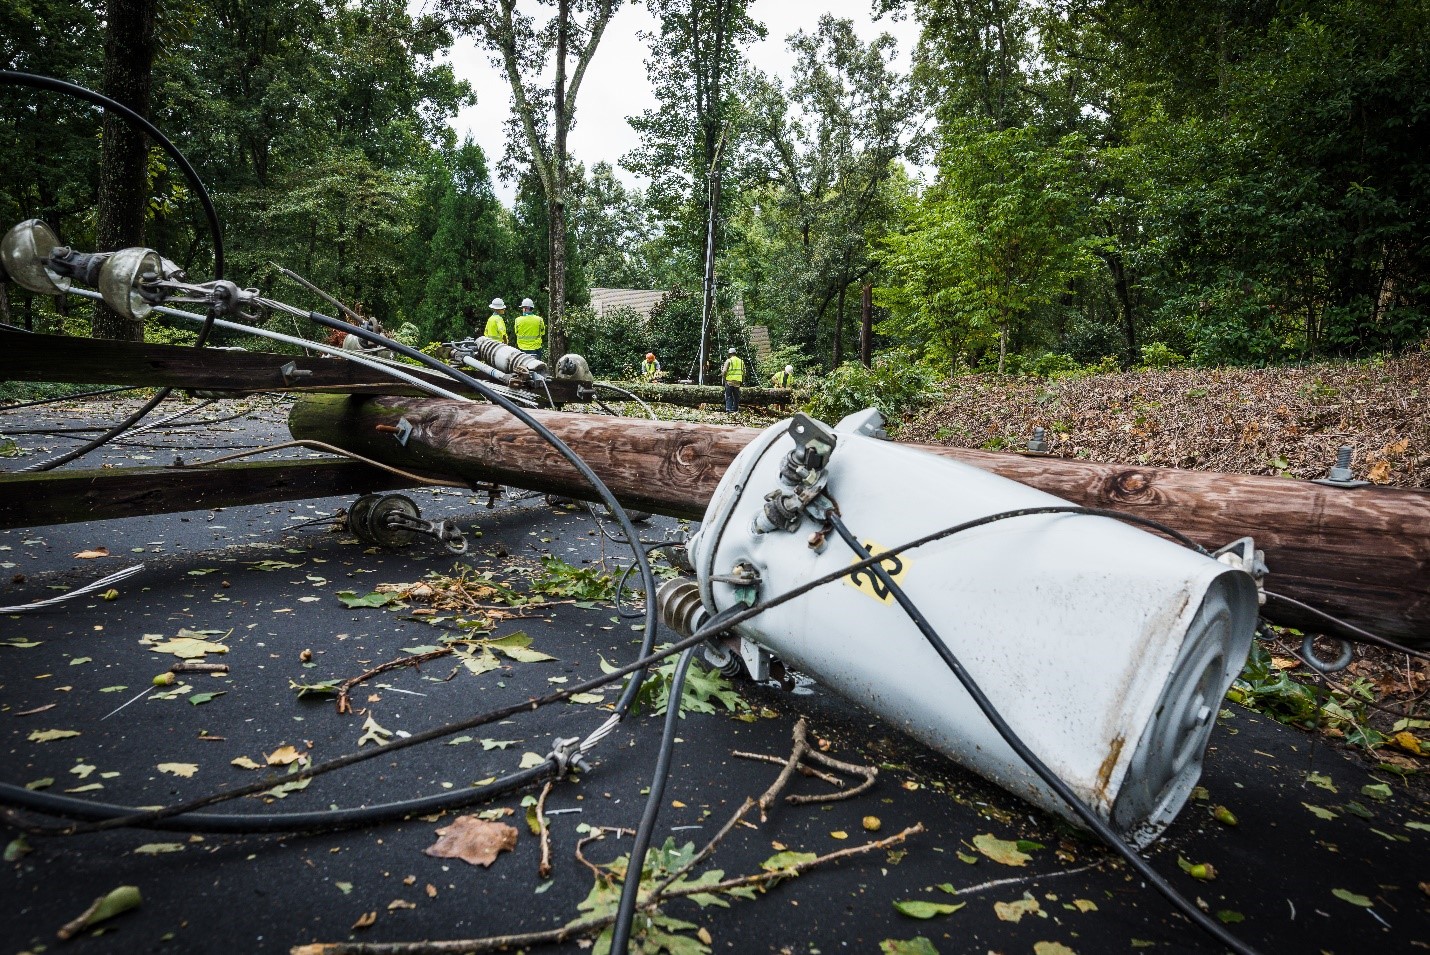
[899,352,1430,488]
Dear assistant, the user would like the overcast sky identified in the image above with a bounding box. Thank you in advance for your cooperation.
[417,0,921,205]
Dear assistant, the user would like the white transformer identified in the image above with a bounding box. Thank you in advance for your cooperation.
[682,411,1259,845]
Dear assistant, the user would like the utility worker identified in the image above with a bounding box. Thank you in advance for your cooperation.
[721,347,745,413]
[515,297,545,359]
[484,298,509,345]
[771,363,795,412]
[641,352,661,380]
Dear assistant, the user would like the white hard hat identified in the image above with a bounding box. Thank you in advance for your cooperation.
[490,297,505,309]
[521,297,535,308]
[728,347,736,354]
[785,364,794,373]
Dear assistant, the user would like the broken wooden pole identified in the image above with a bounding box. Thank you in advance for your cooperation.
[288,394,1430,646]
[613,381,794,408]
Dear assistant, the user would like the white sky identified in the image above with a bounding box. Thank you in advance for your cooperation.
[418,0,921,205]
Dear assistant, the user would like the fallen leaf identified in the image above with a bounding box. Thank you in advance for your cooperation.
[65,783,104,793]
[28,728,81,743]
[568,692,605,705]
[56,885,140,940]
[74,547,110,559]
[1033,943,1077,955]
[994,895,1042,922]
[157,762,198,778]
[519,752,547,769]
[387,899,416,910]
[263,777,312,799]
[231,756,263,770]
[69,657,92,666]
[1361,783,1393,802]
[358,715,394,747]
[25,777,54,790]
[335,882,353,895]
[352,911,377,930]
[1072,899,1097,913]
[5,836,31,861]
[150,637,228,659]
[1303,803,1338,820]
[133,843,185,855]
[266,745,303,766]
[15,703,57,716]
[188,691,226,706]
[760,850,818,872]
[1367,459,1392,484]
[972,833,1030,867]
[1331,888,1373,908]
[894,900,965,919]
[425,884,438,898]
[1216,910,1244,924]
[879,939,938,955]
[1307,772,1337,792]
[423,816,518,867]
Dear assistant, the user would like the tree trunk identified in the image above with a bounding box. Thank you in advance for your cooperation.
[93,0,159,342]
[832,282,846,367]
[288,393,1430,647]
[547,0,571,360]
[860,283,872,366]
[618,382,793,408]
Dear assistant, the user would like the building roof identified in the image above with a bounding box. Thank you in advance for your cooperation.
[589,288,669,321]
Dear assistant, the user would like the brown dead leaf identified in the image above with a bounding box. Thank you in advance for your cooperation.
[266,745,302,766]
[425,884,437,898]
[74,547,110,560]
[423,815,518,867]
[352,911,377,930]
[1367,459,1393,484]
[387,899,416,910]
[1391,731,1424,756]
[15,703,57,717]
[994,895,1042,922]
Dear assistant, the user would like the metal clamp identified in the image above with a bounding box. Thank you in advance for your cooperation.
[1213,536,1268,605]
[549,735,590,774]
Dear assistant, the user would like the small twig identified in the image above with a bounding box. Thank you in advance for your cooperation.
[536,781,554,879]
[788,748,878,804]
[170,661,229,674]
[943,860,1106,897]
[336,648,452,714]
[574,827,635,880]
[731,751,844,787]
[758,717,811,821]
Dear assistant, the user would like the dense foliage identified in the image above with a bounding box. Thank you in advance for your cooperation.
[2,0,1425,376]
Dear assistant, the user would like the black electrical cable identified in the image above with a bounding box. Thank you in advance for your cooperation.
[609,646,698,955]
[302,309,660,717]
[0,506,1219,835]
[17,389,174,472]
[1263,590,1430,661]
[825,511,1261,955]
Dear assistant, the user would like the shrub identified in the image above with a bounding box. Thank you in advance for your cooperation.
[802,349,942,429]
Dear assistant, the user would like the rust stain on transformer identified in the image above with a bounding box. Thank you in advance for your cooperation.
[1096,736,1126,799]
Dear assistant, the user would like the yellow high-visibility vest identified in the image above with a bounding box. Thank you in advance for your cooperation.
[515,312,545,350]
[724,355,745,384]
[485,314,507,341]
[642,358,660,379]
[774,371,793,387]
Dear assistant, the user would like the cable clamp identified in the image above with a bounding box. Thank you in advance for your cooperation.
[549,736,590,775]
[1213,536,1267,605]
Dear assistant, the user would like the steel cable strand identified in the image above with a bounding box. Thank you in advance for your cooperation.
[824,512,1261,955]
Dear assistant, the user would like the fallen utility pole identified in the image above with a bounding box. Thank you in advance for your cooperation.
[0,328,584,403]
[288,394,1430,647]
[617,381,793,408]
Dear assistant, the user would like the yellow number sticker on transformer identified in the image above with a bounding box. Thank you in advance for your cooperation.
[844,539,909,604]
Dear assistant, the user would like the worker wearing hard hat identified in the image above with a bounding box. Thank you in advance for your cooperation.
[484,298,509,345]
[515,297,545,359]
[721,347,745,413]
[771,363,795,412]
[641,352,661,381]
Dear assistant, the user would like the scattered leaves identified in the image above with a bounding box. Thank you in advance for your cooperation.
[150,635,228,659]
[266,745,303,766]
[133,843,185,856]
[1331,888,1373,908]
[157,763,198,778]
[56,885,141,940]
[28,728,80,743]
[358,716,393,747]
[994,895,1042,923]
[73,547,110,560]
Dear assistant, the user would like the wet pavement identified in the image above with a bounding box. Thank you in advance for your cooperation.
[0,397,1425,955]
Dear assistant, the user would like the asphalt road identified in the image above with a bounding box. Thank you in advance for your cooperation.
[1,397,1425,955]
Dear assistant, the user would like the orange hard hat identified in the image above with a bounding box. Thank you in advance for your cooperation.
[645,352,655,360]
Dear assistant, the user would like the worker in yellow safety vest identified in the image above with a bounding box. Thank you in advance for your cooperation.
[641,352,661,380]
[772,364,794,388]
[515,297,545,359]
[721,347,745,413]
[484,298,509,345]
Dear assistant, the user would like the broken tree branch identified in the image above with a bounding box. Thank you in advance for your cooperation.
[336,648,452,715]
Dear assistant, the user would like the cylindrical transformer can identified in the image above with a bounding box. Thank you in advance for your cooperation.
[686,413,1258,845]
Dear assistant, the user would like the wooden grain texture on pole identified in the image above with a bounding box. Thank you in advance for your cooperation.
[288,394,1430,645]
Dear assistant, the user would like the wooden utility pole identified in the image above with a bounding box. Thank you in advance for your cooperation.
[289,394,1430,647]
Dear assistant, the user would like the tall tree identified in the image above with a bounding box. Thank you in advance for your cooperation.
[448,0,619,359]
[93,0,160,340]
[625,0,761,381]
